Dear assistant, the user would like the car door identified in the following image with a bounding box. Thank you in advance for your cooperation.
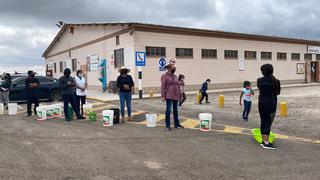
[10,77,27,102]
[38,77,55,99]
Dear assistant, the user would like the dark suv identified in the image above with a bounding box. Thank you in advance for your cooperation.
[8,76,61,102]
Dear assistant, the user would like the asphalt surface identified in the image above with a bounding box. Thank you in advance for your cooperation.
[0,113,319,180]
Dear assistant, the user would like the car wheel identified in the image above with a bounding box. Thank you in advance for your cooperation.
[50,89,61,102]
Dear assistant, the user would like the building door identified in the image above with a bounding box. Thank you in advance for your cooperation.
[311,61,319,82]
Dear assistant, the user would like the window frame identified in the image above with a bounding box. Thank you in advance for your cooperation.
[114,48,125,68]
[146,46,166,57]
[59,61,63,73]
[54,63,57,73]
[224,50,238,59]
[244,51,257,60]
[316,54,320,61]
[201,49,217,59]
[261,52,272,60]
[116,36,120,46]
[277,52,287,61]
[291,53,300,61]
[72,58,77,72]
[304,53,312,61]
[175,48,193,58]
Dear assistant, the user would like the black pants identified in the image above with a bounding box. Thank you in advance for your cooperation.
[179,92,186,106]
[27,96,39,115]
[62,94,81,120]
[200,91,208,103]
[259,101,276,135]
[76,95,86,115]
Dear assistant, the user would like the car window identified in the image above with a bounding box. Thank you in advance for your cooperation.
[15,79,26,86]
[39,77,54,84]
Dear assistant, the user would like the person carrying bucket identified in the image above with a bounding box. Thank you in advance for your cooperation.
[59,68,85,121]
[239,81,254,121]
[117,66,134,123]
[199,79,211,104]
[0,73,11,110]
[178,74,186,108]
[161,64,184,131]
[257,64,281,150]
[25,71,40,117]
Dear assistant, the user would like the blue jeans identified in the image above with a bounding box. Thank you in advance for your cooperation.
[242,100,252,118]
[165,99,179,128]
[119,92,132,117]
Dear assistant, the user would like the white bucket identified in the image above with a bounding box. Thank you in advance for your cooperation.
[0,103,4,115]
[146,114,157,127]
[199,113,212,132]
[8,103,17,115]
[102,110,114,127]
[46,105,55,119]
[52,104,62,118]
[36,106,47,120]
[83,104,93,117]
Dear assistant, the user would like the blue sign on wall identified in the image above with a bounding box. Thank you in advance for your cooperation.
[135,52,146,66]
[159,58,166,71]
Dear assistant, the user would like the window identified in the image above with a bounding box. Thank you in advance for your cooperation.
[72,59,77,72]
[297,63,305,74]
[146,47,166,57]
[277,52,287,60]
[54,63,57,73]
[316,54,320,61]
[291,53,300,61]
[261,52,272,60]
[176,48,193,58]
[224,50,238,59]
[202,49,217,59]
[59,61,63,73]
[116,36,120,46]
[46,64,49,70]
[39,77,54,84]
[114,48,124,68]
[245,51,257,60]
[304,53,312,61]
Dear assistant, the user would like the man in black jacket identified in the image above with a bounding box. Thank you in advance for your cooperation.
[0,73,12,110]
[59,68,85,121]
[25,71,40,116]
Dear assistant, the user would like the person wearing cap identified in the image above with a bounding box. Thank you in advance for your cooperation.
[161,64,184,131]
[59,68,85,121]
[117,66,134,123]
[25,71,40,116]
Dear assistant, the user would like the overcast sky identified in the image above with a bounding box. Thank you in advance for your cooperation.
[0,0,320,66]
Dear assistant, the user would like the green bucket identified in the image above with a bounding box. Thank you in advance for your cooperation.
[88,112,97,122]
[252,128,275,144]
[68,106,74,120]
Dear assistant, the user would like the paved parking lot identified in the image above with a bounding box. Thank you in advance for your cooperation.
[1,85,319,179]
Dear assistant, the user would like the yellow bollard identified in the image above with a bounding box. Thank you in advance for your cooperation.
[149,90,154,98]
[219,95,224,108]
[280,101,288,117]
[196,92,202,104]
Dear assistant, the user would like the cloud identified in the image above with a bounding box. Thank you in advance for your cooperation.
[0,0,320,66]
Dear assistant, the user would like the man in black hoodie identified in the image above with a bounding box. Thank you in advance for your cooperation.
[0,73,12,110]
[59,68,85,121]
[25,71,40,116]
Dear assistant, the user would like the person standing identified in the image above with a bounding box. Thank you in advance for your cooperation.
[178,74,186,108]
[239,81,254,121]
[25,71,40,116]
[161,64,184,131]
[59,68,85,121]
[117,66,134,123]
[199,79,211,104]
[257,64,281,150]
[0,73,12,110]
[74,70,87,116]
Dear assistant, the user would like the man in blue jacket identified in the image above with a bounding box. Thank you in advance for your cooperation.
[199,79,211,104]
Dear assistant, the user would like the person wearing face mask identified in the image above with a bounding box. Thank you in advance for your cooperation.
[59,68,85,121]
[117,66,134,123]
[199,79,211,104]
[25,71,40,116]
[161,64,184,131]
[0,73,12,110]
[74,70,87,116]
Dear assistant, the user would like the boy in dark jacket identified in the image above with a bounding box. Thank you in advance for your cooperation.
[25,71,40,116]
[199,79,211,104]
[59,68,85,121]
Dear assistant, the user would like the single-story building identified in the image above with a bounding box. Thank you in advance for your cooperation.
[43,22,320,92]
